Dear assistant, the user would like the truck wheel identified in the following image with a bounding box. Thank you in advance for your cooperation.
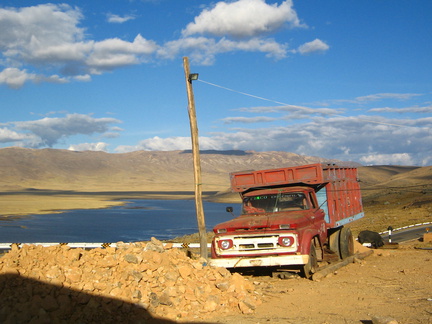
[328,228,341,259]
[339,227,354,259]
[301,241,318,279]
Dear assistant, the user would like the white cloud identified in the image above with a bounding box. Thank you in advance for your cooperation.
[369,105,432,114]
[0,4,84,63]
[0,127,33,143]
[0,68,36,88]
[0,4,158,86]
[115,115,432,166]
[182,0,304,38]
[355,93,422,102]
[157,0,309,64]
[0,2,317,86]
[222,116,276,124]
[359,153,414,166]
[324,93,424,106]
[87,35,158,73]
[7,114,121,148]
[158,36,287,65]
[68,142,110,151]
[117,136,192,152]
[298,39,329,55]
[107,14,135,24]
[237,104,341,116]
[73,74,91,82]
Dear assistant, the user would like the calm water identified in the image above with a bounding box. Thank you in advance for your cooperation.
[0,200,241,243]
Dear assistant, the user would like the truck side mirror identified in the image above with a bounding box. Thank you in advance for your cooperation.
[226,206,235,217]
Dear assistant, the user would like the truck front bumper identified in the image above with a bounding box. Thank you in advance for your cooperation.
[209,254,309,268]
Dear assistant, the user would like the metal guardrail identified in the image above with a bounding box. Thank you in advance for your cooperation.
[378,221,431,235]
[1,222,430,251]
[0,242,212,250]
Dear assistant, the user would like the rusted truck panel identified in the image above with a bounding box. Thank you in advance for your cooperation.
[230,163,363,228]
[210,163,364,278]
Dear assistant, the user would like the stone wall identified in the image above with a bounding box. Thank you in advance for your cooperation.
[0,238,260,323]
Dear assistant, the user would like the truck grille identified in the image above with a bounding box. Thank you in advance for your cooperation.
[239,242,274,249]
[214,233,298,256]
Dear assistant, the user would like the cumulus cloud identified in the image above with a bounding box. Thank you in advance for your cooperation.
[3,114,121,148]
[164,0,308,63]
[369,105,432,114]
[0,4,157,87]
[182,0,304,38]
[237,104,341,117]
[324,93,424,106]
[359,153,414,166]
[0,68,36,89]
[107,14,135,24]
[68,142,110,151]
[115,115,432,166]
[0,2,320,86]
[158,36,288,65]
[297,39,329,54]
[355,93,422,102]
[86,34,157,73]
[0,127,34,143]
[222,116,276,124]
[115,136,192,152]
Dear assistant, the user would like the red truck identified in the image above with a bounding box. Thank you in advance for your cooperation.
[209,163,364,278]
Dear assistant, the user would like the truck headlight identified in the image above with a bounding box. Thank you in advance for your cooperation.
[218,239,233,250]
[278,236,294,247]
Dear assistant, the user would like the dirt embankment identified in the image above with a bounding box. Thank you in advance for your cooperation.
[0,238,260,323]
[1,239,431,323]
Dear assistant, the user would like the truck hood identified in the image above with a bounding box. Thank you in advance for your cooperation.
[213,211,313,233]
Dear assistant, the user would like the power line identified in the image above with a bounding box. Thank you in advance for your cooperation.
[198,79,289,106]
[198,79,413,129]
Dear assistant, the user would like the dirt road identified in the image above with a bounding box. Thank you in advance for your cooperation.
[207,242,432,324]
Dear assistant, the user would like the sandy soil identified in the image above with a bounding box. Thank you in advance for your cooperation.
[0,191,199,217]
[207,241,432,324]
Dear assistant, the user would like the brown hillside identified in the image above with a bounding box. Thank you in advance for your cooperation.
[352,165,432,234]
[0,147,341,192]
[0,147,430,231]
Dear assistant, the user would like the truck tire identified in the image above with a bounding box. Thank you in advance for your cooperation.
[301,241,318,279]
[339,227,354,259]
[328,228,341,259]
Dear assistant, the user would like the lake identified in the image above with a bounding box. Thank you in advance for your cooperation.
[0,199,241,243]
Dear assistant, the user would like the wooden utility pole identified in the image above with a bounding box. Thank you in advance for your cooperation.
[183,57,208,260]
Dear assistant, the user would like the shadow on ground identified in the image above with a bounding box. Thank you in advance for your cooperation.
[0,273,213,323]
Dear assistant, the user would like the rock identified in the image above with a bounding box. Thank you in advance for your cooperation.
[238,301,254,314]
[423,232,432,243]
[0,242,260,322]
[124,254,139,264]
[371,315,399,324]
[41,295,59,312]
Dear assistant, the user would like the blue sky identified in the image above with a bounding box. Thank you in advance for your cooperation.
[0,0,431,166]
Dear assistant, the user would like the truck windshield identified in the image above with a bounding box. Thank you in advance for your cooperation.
[242,192,308,214]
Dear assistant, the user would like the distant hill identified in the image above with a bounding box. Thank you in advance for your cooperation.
[1,147,431,231]
[357,165,432,201]
[1,147,429,200]
[0,147,343,192]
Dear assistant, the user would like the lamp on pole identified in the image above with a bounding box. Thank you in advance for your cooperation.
[183,57,208,260]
